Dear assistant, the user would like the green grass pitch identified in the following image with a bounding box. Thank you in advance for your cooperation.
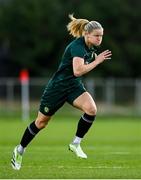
[0,108,141,179]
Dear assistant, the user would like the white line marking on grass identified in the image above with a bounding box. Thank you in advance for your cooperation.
[1,165,131,169]
[57,165,131,169]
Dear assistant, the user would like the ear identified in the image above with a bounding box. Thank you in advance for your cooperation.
[84,31,88,35]
[85,32,90,38]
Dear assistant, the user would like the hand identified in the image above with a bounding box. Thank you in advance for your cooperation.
[95,50,112,65]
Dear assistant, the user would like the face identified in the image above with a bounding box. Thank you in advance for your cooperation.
[87,28,104,46]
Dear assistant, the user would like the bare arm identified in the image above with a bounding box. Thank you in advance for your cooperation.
[73,50,112,77]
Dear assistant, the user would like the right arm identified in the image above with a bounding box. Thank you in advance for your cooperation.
[73,50,112,77]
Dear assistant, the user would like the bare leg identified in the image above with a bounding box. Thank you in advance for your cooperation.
[69,92,97,158]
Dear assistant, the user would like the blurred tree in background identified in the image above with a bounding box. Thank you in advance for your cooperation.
[0,0,140,77]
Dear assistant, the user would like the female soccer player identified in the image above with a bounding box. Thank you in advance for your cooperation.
[11,14,112,170]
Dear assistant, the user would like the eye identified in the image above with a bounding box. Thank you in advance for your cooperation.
[92,34,102,37]
[96,35,103,37]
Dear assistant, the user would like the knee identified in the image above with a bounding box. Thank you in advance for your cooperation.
[83,104,97,116]
[35,116,51,129]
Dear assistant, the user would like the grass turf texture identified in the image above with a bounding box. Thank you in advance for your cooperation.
[0,109,141,179]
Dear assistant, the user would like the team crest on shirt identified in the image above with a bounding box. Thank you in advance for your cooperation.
[44,106,49,113]
[84,52,95,64]
[91,52,94,58]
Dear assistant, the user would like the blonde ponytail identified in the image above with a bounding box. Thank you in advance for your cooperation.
[67,14,89,38]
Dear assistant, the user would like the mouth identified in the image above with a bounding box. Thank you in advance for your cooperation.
[95,41,101,45]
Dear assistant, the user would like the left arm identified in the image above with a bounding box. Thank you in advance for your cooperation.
[73,50,112,77]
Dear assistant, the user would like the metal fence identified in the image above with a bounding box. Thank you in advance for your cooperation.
[0,77,141,118]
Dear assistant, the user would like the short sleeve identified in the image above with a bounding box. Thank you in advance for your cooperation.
[71,44,85,59]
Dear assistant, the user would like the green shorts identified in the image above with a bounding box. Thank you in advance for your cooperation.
[39,82,86,116]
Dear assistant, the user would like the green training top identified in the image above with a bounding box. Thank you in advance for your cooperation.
[48,37,97,87]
